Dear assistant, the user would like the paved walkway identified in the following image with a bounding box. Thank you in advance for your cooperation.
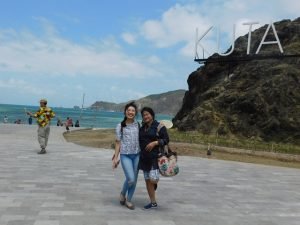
[0,124,299,225]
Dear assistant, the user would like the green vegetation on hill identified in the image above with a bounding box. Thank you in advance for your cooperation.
[173,18,300,144]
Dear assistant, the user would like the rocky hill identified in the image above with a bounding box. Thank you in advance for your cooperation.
[173,18,300,144]
[91,89,185,115]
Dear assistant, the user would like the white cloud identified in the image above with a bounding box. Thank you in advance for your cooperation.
[109,86,144,98]
[0,19,162,78]
[0,78,55,96]
[121,32,137,45]
[32,16,59,36]
[139,0,300,58]
[110,86,118,91]
[125,89,146,101]
[107,86,146,103]
[141,4,210,48]
[75,85,84,91]
[148,55,161,64]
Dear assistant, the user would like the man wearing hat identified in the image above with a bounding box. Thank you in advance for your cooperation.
[27,99,55,154]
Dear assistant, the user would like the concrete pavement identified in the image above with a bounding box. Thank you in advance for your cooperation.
[0,124,299,225]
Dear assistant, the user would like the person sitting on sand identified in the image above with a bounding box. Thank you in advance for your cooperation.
[14,119,21,124]
[75,120,80,127]
[57,119,62,126]
[28,116,33,125]
[65,117,71,131]
[3,115,8,123]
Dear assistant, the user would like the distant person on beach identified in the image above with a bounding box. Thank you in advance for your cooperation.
[28,116,33,125]
[139,107,169,210]
[75,120,80,127]
[65,117,71,131]
[69,118,73,127]
[14,119,21,124]
[112,102,140,210]
[26,99,55,154]
[57,119,62,126]
[3,115,8,123]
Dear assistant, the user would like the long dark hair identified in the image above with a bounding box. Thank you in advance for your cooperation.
[121,101,138,132]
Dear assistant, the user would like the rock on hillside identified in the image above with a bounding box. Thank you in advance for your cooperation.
[173,18,300,144]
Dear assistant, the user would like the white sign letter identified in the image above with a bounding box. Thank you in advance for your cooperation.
[256,22,283,54]
[217,24,236,56]
[243,22,259,55]
[195,26,213,59]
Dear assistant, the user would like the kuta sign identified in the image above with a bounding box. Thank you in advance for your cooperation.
[195,21,283,59]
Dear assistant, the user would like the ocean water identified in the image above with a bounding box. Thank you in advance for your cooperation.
[0,104,173,128]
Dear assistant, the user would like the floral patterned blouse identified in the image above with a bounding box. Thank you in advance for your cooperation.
[33,107,55,127]
[115,121,140,155]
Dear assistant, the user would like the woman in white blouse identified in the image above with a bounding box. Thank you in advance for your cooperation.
[112,102,140,210]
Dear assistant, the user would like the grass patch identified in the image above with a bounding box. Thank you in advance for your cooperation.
[64,128,115,149]
[168,129,300,155]
[63,128,300,169]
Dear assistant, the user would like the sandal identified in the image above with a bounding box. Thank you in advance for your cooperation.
[119,193,126,205]
[125,201,135,210]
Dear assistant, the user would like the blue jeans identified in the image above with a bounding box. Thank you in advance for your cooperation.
[120,153,140,202]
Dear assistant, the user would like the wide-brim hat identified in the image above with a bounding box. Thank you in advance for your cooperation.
[39,99,47,103]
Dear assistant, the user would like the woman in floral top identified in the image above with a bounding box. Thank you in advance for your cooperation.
[27,99,55,154]
[112,102,140,210]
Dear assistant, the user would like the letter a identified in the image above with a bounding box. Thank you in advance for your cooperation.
[256,22,283,54]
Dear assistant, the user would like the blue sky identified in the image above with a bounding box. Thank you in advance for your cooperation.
[0,0,299,107]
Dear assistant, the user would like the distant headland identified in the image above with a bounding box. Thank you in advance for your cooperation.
[90,89,185,116]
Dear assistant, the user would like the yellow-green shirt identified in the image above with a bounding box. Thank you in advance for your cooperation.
[34,107,55,127]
